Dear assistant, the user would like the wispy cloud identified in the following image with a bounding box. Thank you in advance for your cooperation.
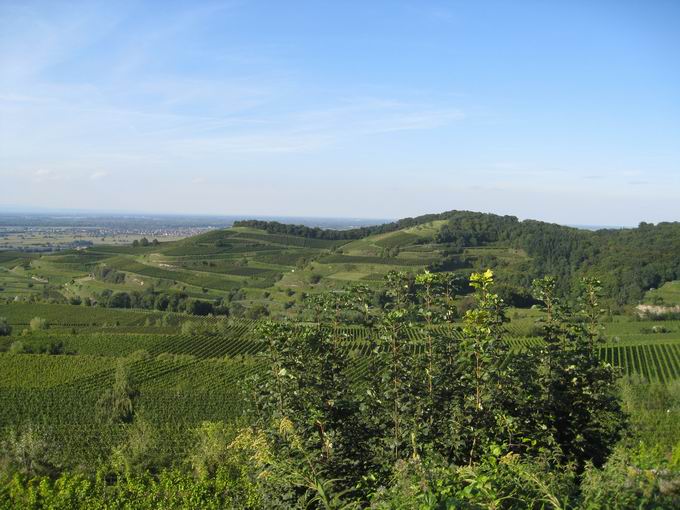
[31,169,61,183]
[0,1,467,168]
[89,170,109,180]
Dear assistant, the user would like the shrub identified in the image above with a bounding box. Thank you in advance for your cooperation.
[0,425,54,477]
[245,304,269,320]
[8,341,25,354]
[0,317,11,336]
[29,317,49,331]
[187,421,235,478]
[110,418,163,475]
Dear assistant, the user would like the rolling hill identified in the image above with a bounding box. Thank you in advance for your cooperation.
[2,210,680,315]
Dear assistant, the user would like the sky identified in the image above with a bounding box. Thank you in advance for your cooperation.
[1,0,679,226]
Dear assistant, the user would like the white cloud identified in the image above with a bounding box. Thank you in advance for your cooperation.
[31,169,59,183]
[89,170,109,180]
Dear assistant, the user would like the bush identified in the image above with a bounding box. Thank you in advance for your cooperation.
[29,317,48,331]
[245,304,269,320]
[187,421,236,479]
[110,418,163,475]
[0,317,11,336]
[580,446,680,509]
[181,321,202,335]
[0,425,55,477]
[8,341,25,354]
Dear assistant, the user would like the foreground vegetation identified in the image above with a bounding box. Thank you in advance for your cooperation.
[0,270,678,508]
[1,211,680,507]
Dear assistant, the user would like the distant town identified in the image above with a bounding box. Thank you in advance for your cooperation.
[0,212,388,252]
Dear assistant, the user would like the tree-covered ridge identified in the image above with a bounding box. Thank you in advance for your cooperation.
[235,210,680,306]
[233,209,513,240]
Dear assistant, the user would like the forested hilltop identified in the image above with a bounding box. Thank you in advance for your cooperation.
[237,211,680,306]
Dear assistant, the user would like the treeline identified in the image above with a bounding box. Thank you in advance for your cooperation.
[237,210,680,305]
[95,289,225,316]
[233,209,504,240]
[427,212,680,305]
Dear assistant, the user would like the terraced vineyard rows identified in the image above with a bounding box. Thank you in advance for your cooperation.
[0,303,171,327]
[0,353,255,466]
[106,257,243,291]
[1,313,679,469]
[319,254,435,266]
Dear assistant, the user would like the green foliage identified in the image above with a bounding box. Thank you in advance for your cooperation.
[29,317,48,331]
[188,421,236,478]
[92,264,126,284]
[532,276,627,469]
[580,445,680,509]
[0,424,54,477]
[8,340,25,354]
[246,319,369,505]
[110,417,163,475]
[0,317,11,336]
[96,359,136,424]
[242,270,627,505]
[0,266,673,507]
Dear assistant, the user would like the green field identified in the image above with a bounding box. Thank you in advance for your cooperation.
[644,280,680,306]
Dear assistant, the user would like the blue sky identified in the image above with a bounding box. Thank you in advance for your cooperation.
[1,0,679,225]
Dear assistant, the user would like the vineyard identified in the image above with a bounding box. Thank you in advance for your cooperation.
[1,298,680,469]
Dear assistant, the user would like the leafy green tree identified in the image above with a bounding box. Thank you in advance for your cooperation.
[96,359,136,424]
[29,317,48,331]
[532,276,626,470]
[0,425,54,477]
[0,317,11,336]
[245,304,269,320]
[187,421,235,479]
[247,319,369,505]
[110,418,162,475]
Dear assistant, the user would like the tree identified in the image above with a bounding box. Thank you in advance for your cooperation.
[29,317,48,331]
[110,418,162,475]
[0,317,11,336]
[247,319,370,505]
[0,425,54,476]
[187,421,235,479]
[245,304,269,320]
[531,276,626,470]
[96,359,136,424]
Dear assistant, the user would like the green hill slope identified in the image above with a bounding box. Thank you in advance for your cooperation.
[2,210,680,315]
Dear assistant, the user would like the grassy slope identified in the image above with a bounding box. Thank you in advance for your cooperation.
[644,281,680,307]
